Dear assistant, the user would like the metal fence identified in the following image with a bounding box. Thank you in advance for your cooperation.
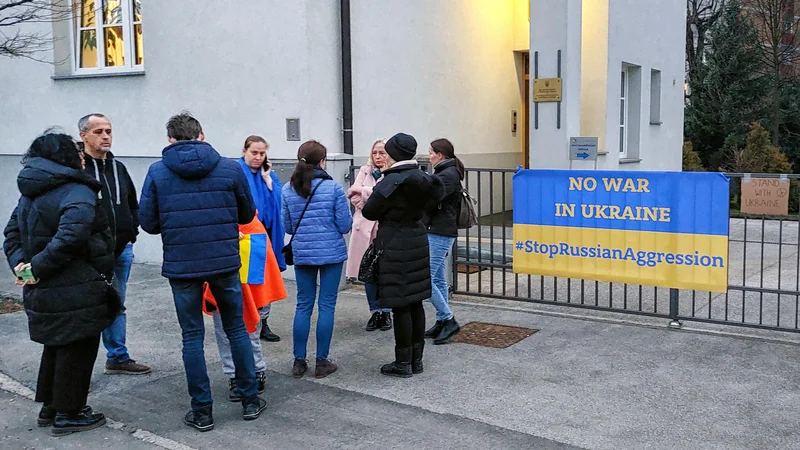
[451,169,800,333]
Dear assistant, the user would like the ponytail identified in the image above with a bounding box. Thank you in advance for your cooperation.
[290,140,327,198]
[454,156,465,181]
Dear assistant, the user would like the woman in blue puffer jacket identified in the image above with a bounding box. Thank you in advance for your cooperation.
[282,140,352,379]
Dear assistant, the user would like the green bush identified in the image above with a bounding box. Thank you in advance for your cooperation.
[720,123,793,173]
[682,142,706,171]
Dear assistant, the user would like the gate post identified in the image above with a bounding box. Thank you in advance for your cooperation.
[668,288,682,329]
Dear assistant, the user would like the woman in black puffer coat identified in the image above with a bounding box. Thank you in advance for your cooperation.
[3,132,116,436]
[363,133,444,377]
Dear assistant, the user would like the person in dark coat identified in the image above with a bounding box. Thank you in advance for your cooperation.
[138,112,267,431]
[362,132,444,377]
[3,132,115,436]
[79,113,151,376]
[422,138,465,344]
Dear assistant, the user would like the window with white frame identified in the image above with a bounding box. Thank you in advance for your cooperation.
[620,63,642,161]
[619,68,628,157]
[72,0,143,73]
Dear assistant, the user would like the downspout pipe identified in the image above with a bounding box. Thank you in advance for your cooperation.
[340,0,354,155]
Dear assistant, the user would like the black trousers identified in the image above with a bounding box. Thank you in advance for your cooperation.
[35,334,101,414]
[392,301,425,349]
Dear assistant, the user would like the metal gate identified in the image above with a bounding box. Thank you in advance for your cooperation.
[451,168,800,333]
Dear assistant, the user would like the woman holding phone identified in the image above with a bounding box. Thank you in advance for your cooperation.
[238,135,285,342]
[4,131,116,435]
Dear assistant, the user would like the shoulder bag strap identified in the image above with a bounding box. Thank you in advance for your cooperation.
[287,180,324,246]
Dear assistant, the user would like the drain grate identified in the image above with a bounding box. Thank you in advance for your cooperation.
[456,264,486,274]
[0,297,22,315]
[450,322,538,348]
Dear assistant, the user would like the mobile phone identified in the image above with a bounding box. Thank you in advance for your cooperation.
[15,266,35,282]
[262,160,271,171]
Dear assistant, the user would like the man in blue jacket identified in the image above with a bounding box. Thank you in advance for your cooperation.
[139,112,266,431]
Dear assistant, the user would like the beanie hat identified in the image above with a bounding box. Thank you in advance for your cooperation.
[385,133,417,162]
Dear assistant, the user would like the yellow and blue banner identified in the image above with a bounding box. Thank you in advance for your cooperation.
[512,170,730,292]
[239,233,268,285]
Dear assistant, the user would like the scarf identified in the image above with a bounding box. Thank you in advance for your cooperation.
[238,158,286,270]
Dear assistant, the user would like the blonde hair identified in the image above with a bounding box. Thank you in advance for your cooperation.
[366,138,388,167]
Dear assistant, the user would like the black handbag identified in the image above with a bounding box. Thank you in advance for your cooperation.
[358,242,383,284]
[282,182,323,266]
[103,275,125,322]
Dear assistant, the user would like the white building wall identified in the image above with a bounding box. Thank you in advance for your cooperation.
[349,0,524,170]
[580,0,610,156]
[0,1,343,264]
[0,1,342,160]
[605,0,686,171]
[529,0,584,170]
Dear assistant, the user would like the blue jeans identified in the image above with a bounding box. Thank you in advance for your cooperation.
[293,263,343,361]
[428,234,455,321]
[364,283,390,314]
[169,271,257,410]
[103,243,133,363]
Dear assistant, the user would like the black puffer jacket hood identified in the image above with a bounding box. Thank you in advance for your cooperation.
[18,157,102,198]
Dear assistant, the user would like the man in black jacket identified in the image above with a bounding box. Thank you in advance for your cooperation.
[79,113,151,376]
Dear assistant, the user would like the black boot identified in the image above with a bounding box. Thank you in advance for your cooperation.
[433,317,461,345]
[260,319,281,342]
[424,320,444,339]
[380,347,413,378]
[411,342,424,374]
[39,405,91,427]
[242,396,267,421]
[183,406,214,432]
[366,312,381,331]
[379,311,393,331]
[51,409,107,436]
[292,359,308,378]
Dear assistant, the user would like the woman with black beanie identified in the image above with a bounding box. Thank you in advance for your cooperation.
[362,133,445,377]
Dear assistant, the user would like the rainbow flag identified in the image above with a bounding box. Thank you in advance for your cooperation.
[239,233,268,285]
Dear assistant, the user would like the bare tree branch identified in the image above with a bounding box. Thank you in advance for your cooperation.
[0,0,75,61]
[749,0,800,70]
[687,0,727,85]
[745,0,800,145]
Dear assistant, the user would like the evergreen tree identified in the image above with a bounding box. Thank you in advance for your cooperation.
[777,82,800,172]
[684,0,766,169]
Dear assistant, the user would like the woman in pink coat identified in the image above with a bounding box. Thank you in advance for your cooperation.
[347,139,391,332]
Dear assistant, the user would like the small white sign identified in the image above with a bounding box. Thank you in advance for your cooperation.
[569,137,599,161]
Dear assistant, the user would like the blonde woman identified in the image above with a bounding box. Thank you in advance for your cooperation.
[347,139,391,331]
